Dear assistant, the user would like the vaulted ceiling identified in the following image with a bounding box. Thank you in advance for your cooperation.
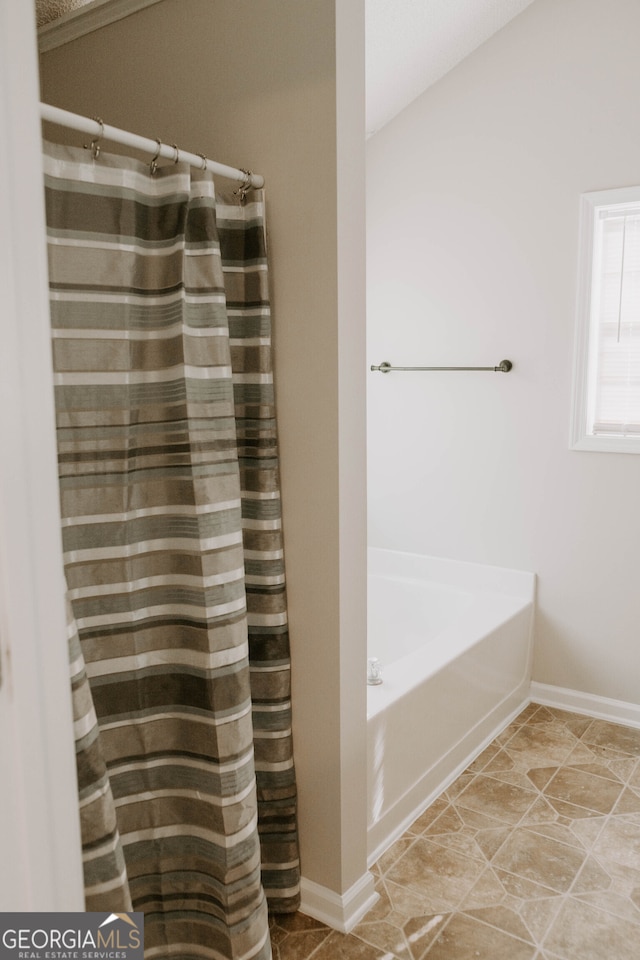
[35,0,537,139]
[365,0,536,136]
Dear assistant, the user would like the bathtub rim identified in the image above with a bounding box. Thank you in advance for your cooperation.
[367,592,533,719]
[368,545,536,599]
[367,547,536,721]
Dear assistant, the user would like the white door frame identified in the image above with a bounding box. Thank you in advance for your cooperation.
[0,0,84,910]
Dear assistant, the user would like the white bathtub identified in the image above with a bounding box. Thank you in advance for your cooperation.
[367,547,535,863]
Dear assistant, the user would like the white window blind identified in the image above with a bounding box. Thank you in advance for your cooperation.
[571,187,640,453]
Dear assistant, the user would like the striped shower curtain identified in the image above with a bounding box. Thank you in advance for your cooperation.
[44,140,299,960]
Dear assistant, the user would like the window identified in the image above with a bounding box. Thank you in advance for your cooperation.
[571,185,640,453]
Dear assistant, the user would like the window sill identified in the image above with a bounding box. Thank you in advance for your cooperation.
[570,435,640,455]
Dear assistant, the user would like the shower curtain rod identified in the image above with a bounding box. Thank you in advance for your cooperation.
[40,103,264,189]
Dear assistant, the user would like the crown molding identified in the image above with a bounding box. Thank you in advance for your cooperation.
[38,0,165,52]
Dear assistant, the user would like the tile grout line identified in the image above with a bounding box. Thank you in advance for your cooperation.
[279,707,640,960]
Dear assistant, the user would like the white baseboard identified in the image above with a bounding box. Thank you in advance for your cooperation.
[299,871,379,933]
[530,681,640,728]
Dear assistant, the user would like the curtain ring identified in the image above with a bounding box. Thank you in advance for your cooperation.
[171,143,180,164]
[234,169,253,205]
[197,153,208,171]
[84,117,104,160]
[150,138,162,176]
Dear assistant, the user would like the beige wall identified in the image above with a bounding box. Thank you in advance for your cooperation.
[367,0,640,706]
[40,0,367,897]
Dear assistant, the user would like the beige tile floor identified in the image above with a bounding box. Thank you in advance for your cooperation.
[270,703,640,959]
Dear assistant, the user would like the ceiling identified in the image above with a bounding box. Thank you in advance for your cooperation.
[35,0,88,26]
[36,0,537,137]
[365,0,536,137]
